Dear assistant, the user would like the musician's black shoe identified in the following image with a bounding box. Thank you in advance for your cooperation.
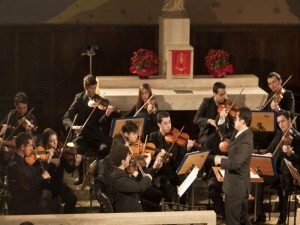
[255,214,266,224]
[276,220,286,225]
[74,177,83,185]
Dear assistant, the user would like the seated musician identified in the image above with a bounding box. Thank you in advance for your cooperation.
[39,128,82,214]
[263,72,294,114]
[110,144,153,212]
[193,82,227,145]
[1,91,38,139]
[7,132,52,215]
[256,110,300,224]
[124,83,158,136]
[62,74,115,185]
[94,120,163,211]
[149,111,194,204]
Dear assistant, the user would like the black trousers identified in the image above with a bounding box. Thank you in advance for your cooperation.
[208,177,225,217]
[53,182,77,214]
[225,194,252,225]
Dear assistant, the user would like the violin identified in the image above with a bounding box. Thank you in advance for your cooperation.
[25,146,48,165]
[144,96,158,114]
[274,89,284,104]
[219,139,230,153]
[88,94,120,112]
[60,142,87,161]
[18,116,38,131]
[130,140,160,156]
[165,127,202,149]
[126,155,147,175]
[217,99,239,118]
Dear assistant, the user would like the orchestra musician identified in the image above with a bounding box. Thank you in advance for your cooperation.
[193,82,227,145]
[124,83,158,136]
[256,110,300,225]
[62,75,115,185]
[110,144,153,212]
[7,132,52,215]
[202,106,236,219]
[214,107,253,225]
[39,128,82,214]
[149,111,194,204]
[264,72,295,114]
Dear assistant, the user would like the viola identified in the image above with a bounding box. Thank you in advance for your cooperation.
[219,139,230,153]
[217,99,239,118]
[60,142,87,161]
[88,94,120,112]
[126,155,147,175]
[165,127,202,149]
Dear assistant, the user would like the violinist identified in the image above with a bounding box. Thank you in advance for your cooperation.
[124,83,158,135]
[264,72,295,114]
[193,82,227,145]
[7,132,52,215]
[110,145,153,212]
[62,74,115,185]
[149,111,194,204]
[40,128,81,213]
[256,110,300,224]
[1,92,38,138]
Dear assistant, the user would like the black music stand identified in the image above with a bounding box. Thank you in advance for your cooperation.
[176,151,209,202]
[109,116,146,137]
[284,158,300,225]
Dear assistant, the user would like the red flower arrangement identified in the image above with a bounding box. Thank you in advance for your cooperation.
[130,48,159,77]
[205,49,233,78]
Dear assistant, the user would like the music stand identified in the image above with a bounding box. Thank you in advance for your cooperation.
[109,116,146,137]
[250,154,277,176]
[284,158,300,225]
[250,110,277,132]
[176,151,209,198]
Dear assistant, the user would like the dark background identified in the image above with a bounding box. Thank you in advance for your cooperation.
[0,24,299,139]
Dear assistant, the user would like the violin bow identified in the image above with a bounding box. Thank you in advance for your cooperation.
[29,131,46,173]
[0,110,13,150]
[260,75,293,110]
[134,94,155,117]
[59,114,78,159]
[272,114,297,156]
[121,132,146,177]
[226,88,244,113]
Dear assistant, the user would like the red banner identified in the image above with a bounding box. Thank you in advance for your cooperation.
[171,50,191,77]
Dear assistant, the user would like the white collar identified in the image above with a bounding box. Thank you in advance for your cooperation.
[235,127,249,138]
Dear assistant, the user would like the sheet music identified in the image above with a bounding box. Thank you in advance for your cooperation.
[177,167,199,197]
[217,169,260,178]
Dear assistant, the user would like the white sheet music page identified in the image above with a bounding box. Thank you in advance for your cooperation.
[177,166,199,197]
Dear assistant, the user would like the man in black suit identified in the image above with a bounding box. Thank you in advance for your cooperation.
[193,82,227,145]
[256,110,300,225]
[62,75,115,185]
[215,107,253,225]
[110,144,153,212]
[263,72,294,115]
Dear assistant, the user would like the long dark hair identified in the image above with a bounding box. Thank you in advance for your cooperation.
[136,83,153,112]
[41,128,57,148]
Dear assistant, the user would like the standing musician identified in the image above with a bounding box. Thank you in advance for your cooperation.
[39,128,82,214]
[214,107,253,225]
[62,74,115,185]
[193,82,227,145]
[256,110,300,225]
[264,72,295,114]
[202,106,236,219]
[7,132,52,215]
[110,144,153,212]
[149,111,194,204]
[124,83,158,135]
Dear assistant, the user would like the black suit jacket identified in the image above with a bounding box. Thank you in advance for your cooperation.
[62,92,110,141]
[110,167,152,212]
[221,129,253,197]
[193,97,218,144]
[265,89,295,114]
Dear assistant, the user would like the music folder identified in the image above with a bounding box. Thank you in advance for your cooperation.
[250,154,277,176]
[284,158,300,186]
[177,151,209,197]
[109,116,146,137]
